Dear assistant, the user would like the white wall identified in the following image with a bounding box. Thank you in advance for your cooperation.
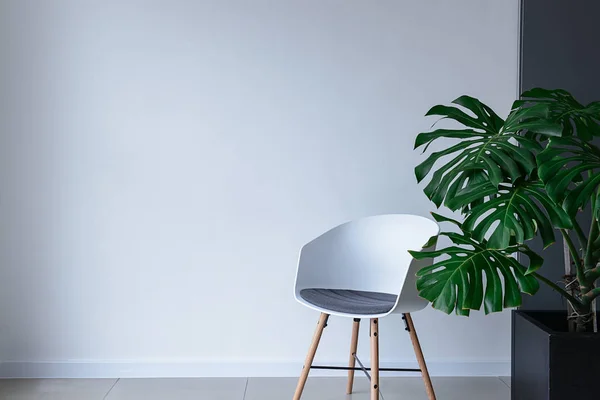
[0,0,520,377]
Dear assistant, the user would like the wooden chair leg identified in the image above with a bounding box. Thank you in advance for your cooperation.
[346,318,361,394]
[370,318,379,400]
[404,313,436,400]
[293,313,329,400]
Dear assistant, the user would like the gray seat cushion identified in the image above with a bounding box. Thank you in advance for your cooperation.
[299,288,397,315]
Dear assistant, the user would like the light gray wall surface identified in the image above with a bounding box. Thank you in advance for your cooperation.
[0,0,520,376]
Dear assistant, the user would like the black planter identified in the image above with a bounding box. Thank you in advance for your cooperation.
[512,310,600,399]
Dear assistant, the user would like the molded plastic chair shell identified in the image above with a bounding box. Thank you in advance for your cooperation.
[294,214,439,318]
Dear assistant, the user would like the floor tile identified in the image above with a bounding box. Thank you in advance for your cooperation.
[245,377,510,400]
[105,378,246,400]
[0,379,117,400]
[499,376,511,388]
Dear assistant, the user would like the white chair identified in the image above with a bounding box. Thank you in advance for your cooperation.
[292,214,439,400]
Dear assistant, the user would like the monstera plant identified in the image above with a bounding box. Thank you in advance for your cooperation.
[410,88,600,332]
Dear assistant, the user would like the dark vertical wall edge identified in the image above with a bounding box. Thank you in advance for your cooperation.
[518,0,525,95]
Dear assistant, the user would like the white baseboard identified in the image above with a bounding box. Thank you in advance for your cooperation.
[0,360,510,379]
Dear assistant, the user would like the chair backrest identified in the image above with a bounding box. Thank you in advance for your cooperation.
[294,214,439,301]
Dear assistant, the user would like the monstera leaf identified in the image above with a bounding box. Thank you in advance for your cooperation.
[409,215,541,316]
[415,95,538,209]
[537,137,600,217]
[511,88,600,140]
[445,180,572,249]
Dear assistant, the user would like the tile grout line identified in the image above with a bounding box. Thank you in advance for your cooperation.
[103,377,120,399]
[498,376,511,389]
[242,377,249,400]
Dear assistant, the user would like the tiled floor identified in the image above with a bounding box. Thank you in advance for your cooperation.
[499,376,511,388]
[0,377,511,399]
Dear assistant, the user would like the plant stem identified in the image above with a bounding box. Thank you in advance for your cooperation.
[583,287,600,304]
[573,220,589,250]
[585,219,599,272]
[561,229,586,285]
[533,272,584,310]
[592,177,598,218]
[586,264,600,281]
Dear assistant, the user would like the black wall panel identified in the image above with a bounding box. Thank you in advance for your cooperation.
[520,0,600,309]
